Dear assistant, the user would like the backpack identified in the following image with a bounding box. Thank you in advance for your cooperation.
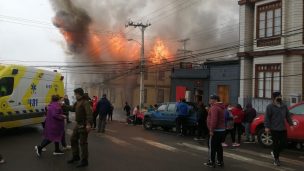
[226,111,234,130]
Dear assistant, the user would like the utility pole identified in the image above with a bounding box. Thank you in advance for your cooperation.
[125,20,151,111]
[178,38,192,62]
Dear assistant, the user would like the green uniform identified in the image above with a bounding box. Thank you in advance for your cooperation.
[68,98,93,160]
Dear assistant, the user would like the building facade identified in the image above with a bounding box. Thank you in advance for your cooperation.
[238,0,304,112]
[171,61,240,105]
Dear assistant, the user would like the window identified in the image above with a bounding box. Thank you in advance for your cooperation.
[255,64,281,98]
[157,104,167,111]
[158,70,165,81]
[257,1,282,38]
[289,104,304,115]
[144,88,147,103]
[167,103,176,112]
[157,89,164,103]
[0,77,14,97]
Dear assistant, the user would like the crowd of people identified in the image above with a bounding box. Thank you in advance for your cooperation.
[203,92,295,168]
[0,90,295,168]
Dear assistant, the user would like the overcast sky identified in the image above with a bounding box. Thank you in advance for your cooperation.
[0,0,67,64]
[0,0,239,65]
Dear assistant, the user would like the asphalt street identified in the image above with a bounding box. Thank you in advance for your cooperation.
[0,112,303,171]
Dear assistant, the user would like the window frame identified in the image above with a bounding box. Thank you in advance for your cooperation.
[256,1,282,46]
[255,64,281,99]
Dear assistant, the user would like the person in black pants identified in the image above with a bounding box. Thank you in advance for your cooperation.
[265,92,294,166]
[124,102,131,122]
[176,99,189,136]
[194,101,208,140]
[63,95,71,123]
[108,104,114,121]
[231,104,244,147]
[204,95,226,168]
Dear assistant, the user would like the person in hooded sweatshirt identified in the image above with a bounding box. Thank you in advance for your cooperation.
[35,95,65,157]
[204,95,225,168]
[231,104,244,147]
[243,103,257,142]
[265,92,294,166]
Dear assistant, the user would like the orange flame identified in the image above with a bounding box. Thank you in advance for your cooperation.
[150,38,171,64]
[87,33,102,58]
[107,34,140,60]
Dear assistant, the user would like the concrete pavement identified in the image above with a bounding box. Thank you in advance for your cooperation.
[0,117,303,171]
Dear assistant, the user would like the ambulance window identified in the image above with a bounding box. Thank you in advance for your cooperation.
[0,77,14,97]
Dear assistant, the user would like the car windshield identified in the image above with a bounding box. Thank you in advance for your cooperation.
[289,104,304,115]
[167,103,176,112]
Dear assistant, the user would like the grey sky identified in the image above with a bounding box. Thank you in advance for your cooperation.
[0,0,65,64]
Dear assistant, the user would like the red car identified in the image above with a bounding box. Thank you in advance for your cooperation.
[251,102,304,148]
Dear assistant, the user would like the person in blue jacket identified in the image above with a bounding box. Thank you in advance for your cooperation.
[176,98,189,136]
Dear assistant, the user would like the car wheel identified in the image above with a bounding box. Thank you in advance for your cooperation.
[143,118,153,130]
[257,128,273,147]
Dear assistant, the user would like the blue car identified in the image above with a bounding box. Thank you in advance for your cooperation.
[143,102,197,132]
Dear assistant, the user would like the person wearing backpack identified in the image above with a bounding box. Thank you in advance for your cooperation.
[222,105,235,147]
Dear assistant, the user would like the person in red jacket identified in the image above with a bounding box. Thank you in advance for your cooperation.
[204,95,226,168]
[231,104,244,147]
[92,96,98,129]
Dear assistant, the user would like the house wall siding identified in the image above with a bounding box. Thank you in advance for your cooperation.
[283,55,303,99]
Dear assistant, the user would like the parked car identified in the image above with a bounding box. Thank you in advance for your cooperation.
[251,102,304,148]
[143,102,197,133]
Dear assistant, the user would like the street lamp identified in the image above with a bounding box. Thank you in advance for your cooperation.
[127,38,145,112]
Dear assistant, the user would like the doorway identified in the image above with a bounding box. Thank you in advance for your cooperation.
[217,85,230,104]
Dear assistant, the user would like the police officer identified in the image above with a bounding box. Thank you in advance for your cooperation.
[66,88,93,168]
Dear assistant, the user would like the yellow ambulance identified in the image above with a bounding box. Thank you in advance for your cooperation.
[0,65,64,128]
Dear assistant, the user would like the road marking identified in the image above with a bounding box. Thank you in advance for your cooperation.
[233,148,304,167]
[97,134,130,146]
[132,137,178,152]
[177,143,295,171]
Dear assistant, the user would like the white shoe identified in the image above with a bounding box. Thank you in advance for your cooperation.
[222,143,228,147]
[232,143,240,147]
[271,151,275,159]
[42,148,47,152]
[62,145,71,150]
[0,159,5,164]
[53,150,64,155]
